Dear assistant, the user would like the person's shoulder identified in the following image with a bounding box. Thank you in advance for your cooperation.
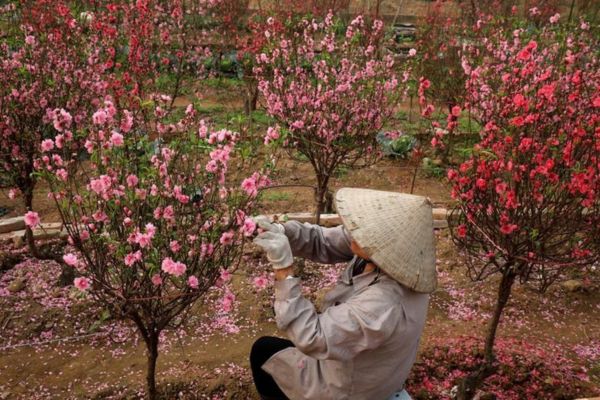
[363,275,428,303]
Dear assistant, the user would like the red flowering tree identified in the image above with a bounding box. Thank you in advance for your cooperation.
[444,20,600,399]
[0,0,104,256]
[255,13,405,222]
[39,97,267,399]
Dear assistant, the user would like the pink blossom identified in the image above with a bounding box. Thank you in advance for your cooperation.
[513,94,528,108]
[74,277,90,291]
[170,240,181,253]
[205,160,218,173]
[500,223,519,235]
[161,257,186,276]
[242,218,257,237]
[253,275,269,290]
[408,48,417,57]
[188,275,199,289]
[135,233,152,248]
[151,274,162,286]
[220,231,235,246]
[56,169,68,181]
[126,174,139,187]
[163,205,175,221]
[145,223,156,238]
[264,126,280,144]
[120,110,133,133]
[92,109,107,125]
[41,139,54,152]
[241,176,258,196]
[124,251,142,266]
[511,116,525,127]
[63,253,79,266]
[24,211,40,227]
[220,269,232,282]
[110,131,124,147]
[84,140,94,154]
[89,175,111,195]
[291,120,304,129]
[549,13,560,23]
[52,108,73,132]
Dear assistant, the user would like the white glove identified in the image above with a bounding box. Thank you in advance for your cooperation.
[253,215,285,234]
[253,231,293,269]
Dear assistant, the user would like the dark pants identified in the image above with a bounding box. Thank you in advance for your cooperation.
[250,336,294,400]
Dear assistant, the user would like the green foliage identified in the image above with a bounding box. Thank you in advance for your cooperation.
[155,72,178,94]
[377,132,417,159]
[457,114,482,134]
[421,157,445,178]
[390,135,417,159]
[202,77,244,90]
[333,165,350,178]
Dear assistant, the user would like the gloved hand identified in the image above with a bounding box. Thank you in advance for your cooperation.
[252,215,285,234]
[253,230,293,269]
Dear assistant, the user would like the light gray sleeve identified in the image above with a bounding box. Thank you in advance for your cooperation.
[273,278,403,361]
[283,221,354,264]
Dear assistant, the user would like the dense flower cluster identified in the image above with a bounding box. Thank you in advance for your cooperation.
[445,20,600,286]
[254,13,406,219]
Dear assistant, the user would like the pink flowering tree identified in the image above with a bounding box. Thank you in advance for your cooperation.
[0,0,104,257]
[38,97,267,398]
[442,20,600,399]
[254,13,405,222]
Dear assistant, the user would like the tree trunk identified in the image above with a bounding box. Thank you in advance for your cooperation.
[457,270,516,400]
[441,103,456,164]
[315,187,325,225]
[314,178,331,225]
[244,77,258,116]
[23,188,40,258]
[145,332,159,400]
[567,0,576,23]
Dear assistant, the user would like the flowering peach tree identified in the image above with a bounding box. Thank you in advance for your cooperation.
[38,96,266,398]
[0,0,104,256]
[255,13,405,222]
[442,19,600,399]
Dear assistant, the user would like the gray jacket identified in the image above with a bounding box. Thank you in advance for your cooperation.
[262,221,430,400]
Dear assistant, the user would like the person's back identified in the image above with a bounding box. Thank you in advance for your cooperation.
[347,280,428,399]
[251,188,437,400]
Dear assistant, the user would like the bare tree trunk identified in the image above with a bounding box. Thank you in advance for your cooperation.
[145,332,160,400]
[314,178,330,225]
[483,270,516,363]
[23,187,40,258]
[457,269,516,400]
[244,77,258,116]
[567,0,576,23]
[410,162,419,194]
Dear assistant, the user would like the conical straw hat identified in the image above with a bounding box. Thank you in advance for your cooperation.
[335,188,437,293]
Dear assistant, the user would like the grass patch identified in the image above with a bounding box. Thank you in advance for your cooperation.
[260,191,292,202]
[202,77,244,90]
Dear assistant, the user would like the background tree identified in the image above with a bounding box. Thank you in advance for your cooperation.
[255,13,406,222]
[442,19,600,399]
[0,0,105,257]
